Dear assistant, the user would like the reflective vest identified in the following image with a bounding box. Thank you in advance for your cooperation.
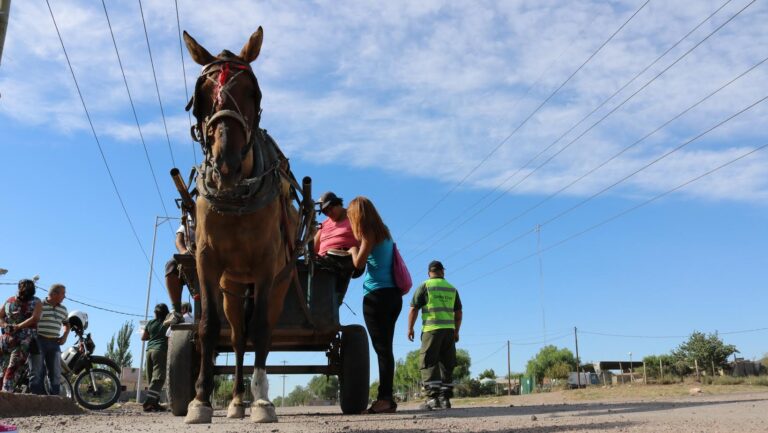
[422,278,457,332]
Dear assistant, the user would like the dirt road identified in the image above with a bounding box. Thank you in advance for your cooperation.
[4,388,768,432]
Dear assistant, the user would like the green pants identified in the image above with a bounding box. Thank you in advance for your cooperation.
[145,349,167,403]
[419,328,456,398]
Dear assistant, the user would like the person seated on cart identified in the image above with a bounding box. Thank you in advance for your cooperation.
[314,191,361,304]
[314,191,359,255]
[163,220,196,326]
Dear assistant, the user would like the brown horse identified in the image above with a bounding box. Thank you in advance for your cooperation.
[182,28,299,424]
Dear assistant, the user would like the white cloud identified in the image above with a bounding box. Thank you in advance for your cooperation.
[2,0,767,204]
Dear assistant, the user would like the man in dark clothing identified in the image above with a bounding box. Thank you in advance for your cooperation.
[407,260,462,410]
[141,303,169,412]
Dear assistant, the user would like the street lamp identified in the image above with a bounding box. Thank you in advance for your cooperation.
[0,268,7,276]
[628,352,633,383]
[136,216,179,402]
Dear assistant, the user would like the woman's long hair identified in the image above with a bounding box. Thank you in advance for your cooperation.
[347,196,391,245]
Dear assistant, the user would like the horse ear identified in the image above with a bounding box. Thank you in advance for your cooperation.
[239,27,264,64]
[183,31,216,66]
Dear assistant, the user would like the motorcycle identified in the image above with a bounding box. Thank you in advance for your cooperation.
[60,328,122,410]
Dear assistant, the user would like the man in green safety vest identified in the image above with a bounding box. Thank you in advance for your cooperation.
[407,260,463,410]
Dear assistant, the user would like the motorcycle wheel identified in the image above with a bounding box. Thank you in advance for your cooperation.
[73,368,121,410]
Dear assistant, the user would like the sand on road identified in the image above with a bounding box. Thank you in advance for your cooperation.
[3,387,767,433]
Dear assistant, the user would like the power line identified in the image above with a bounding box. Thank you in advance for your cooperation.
[415,0,754,260]
[452,54,767,272]
[459,139,768,286]
[581,326,768,339]
[45,0,158,282]
[174,0,198,166]
[137,0,177,169]
[0,282,144,318]
[400,0,651,238]
[101,0,173,233]
[404,11,600,250]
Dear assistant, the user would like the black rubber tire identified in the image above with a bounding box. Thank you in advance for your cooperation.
[73,368,121,410]
[339,324,370,414]
[89,356,121,377]
[167,329,198,416]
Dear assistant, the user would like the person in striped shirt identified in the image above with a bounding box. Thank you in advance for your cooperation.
[30,283,69,395]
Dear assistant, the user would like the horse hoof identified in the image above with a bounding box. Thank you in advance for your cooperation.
[250,401,277,423]
[227,402,246,419]
[184,400,213,424]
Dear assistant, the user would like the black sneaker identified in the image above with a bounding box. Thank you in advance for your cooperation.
[439,396,452,409]
[419,398,441,411]
[163,311,183,327]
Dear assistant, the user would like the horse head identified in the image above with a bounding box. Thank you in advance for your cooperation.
[184,29,264,191]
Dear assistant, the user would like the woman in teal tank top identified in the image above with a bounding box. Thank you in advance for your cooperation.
[348,196,401,414]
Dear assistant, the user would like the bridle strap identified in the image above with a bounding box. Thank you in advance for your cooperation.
[204,109,252,153]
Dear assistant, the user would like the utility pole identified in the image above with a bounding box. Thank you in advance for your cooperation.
[507,340,512,396]
[574,327,581,388]
[136,216,178,402]
[281,360,287,407]
[0,0,10,68]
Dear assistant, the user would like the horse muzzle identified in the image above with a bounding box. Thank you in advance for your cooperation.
[209,161,243,191]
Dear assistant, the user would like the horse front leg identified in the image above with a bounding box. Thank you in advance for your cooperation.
[249,274,292,423]
[248,279,278,423]
[223,280,248,419]
[185,260,222,424]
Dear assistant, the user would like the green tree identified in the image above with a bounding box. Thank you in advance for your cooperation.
[213,375,234,406]
[369,380,379,401]
[454,378,481,397]
[672,331,738,376]
[454,349,472,381]
[760,353,768,373]
[285,385,313,406]
[525,345,576,384]
[307,375,339,401]
[105,321,134,374]
[478,368,496,380]
[393,348,471,396]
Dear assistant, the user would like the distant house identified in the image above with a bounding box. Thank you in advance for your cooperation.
[121,367,140,392]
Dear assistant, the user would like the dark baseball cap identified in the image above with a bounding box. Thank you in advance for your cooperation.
[428,260,445,271]
[316,191,342,210]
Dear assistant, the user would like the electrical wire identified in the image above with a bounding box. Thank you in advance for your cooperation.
[101,0,173,235]
[137,0,177,169]
[459,139,768,286]
[45,0,163,289]
[581,326,768,339]
[415,0,755,260]
[0,282,144,318]
[400,0,651,238]
[404,10,602,249]
[452,55,768,272]
[174,0,198,166]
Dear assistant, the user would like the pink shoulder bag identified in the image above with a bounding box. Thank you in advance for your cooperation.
[392,243,412,295]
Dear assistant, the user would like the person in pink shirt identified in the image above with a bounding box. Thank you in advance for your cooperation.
[314,191,359,256]
[314,192,360,305]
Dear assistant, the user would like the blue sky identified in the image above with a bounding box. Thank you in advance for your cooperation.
[1,0,766,399]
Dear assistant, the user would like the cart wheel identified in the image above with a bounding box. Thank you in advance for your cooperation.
[339,325,369,414]
[167,329,198,416]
